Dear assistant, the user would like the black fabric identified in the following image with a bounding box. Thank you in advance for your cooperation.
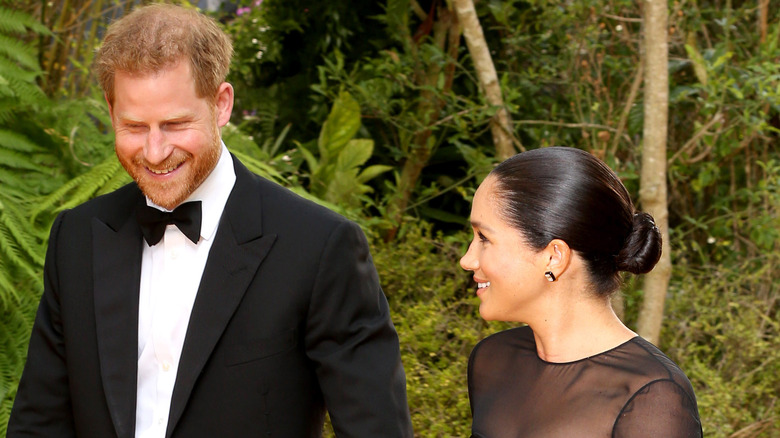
[136,201,202,245]
[8,156,413,437]
[468,326,702,438]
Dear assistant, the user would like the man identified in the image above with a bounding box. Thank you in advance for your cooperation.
[8,4,413,437]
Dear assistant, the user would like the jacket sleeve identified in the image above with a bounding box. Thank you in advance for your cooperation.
[303,220,413,437]
[7,212,77,437]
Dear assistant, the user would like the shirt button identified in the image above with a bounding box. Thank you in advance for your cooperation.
[158,418,164,425]
[162,361,171,371]
[170,250,179,259]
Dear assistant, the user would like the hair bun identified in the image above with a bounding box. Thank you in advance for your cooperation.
[616,212,662,274]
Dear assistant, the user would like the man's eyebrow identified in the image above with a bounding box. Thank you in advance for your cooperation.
[115,113,143,123]
[115,112,194,123]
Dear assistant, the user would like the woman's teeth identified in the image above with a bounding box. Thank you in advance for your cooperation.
[478,282,490,289]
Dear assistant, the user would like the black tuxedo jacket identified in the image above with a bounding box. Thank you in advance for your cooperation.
[8,155,413,437]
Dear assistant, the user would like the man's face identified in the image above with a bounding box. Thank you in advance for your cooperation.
[108,61,232,210]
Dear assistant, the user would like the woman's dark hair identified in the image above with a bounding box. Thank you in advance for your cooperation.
[489,147,662,296]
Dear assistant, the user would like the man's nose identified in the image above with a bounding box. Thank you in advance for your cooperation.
[144,127,172,164]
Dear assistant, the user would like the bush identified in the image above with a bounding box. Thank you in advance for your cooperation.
[662,256,780,438]
[372,223,475,436]
[366,222,507,436]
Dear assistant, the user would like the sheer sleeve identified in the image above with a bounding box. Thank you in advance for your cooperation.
[614,379,702,438]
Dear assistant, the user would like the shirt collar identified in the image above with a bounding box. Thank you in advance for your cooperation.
[145,141,237,242]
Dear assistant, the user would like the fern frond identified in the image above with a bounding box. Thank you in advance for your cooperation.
[0,57,40,84]
[0,6,53,432]
[0,34,39,70]
[0,129,44,153]
[0,287,38,438]
[0,148,49,172]
[0,223,40,293]
[0,6,50,35]
[4,76,47,107]
[0,198,44,267]
[0,247,42,312]
[32,156,126,219]
[0,168,29,196]
[0,258,19,306]
[0,80,12,97]
[94,166,132,196]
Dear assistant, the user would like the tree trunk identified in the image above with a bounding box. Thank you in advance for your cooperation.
[758,0,769,43]
[636,0,670,345]
[451,0,518,160]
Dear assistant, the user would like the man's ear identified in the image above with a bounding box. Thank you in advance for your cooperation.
[215,82,234,127]
[544,238,572,280]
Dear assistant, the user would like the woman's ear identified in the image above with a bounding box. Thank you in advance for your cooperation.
[544,239,572,281]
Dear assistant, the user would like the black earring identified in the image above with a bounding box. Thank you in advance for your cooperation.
[544,271,556,282]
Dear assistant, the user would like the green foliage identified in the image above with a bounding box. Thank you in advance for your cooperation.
[299,90,392,209]
[31,156,130,220]
[0,290,37,437]
[0,0,778,436]
[221,0,390,144]
[0,2,51,318]
[0,5,49,123]
[662,256,780,438]
[0,5,54,434]
[369,221,510,437]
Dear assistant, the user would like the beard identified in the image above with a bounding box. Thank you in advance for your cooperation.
[118,125,221,210]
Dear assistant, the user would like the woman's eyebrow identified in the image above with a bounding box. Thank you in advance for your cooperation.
[470,220,495,234]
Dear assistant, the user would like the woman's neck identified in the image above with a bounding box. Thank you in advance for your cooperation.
[528,289,636,363]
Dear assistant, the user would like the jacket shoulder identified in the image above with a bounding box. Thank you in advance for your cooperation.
[56,182,142,231]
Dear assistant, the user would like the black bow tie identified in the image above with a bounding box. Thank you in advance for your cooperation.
[136,201,202,246]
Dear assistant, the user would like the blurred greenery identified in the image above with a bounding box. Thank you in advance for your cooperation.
[1,0,778,436]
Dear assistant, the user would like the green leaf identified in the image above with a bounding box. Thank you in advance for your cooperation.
[356,164,393,184]
[711,51,733,70]
[684,42,707,86]
[336,138,373,172]
[298,143,320,176]
[317,90,361,160]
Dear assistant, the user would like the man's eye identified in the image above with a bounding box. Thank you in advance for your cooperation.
[478,232,488,243]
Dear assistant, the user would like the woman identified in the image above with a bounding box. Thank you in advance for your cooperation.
[461,147,702,437]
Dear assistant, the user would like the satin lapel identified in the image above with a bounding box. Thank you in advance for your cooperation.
[166,160,277,437]
[93,214,143,438]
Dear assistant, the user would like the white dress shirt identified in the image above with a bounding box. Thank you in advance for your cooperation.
[135,143,236,438]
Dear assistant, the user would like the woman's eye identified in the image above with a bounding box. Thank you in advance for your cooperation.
[478,232,488,243]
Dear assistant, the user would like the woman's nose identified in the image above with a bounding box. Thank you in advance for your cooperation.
[460,241,479,271]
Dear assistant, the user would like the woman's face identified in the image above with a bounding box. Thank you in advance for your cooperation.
[460,176,549,322]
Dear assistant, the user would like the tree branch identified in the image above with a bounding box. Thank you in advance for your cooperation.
[667,112,723,165]
[609,61,643,155]
[514,119,633,145]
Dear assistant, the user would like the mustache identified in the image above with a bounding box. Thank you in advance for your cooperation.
[132,150,191,171]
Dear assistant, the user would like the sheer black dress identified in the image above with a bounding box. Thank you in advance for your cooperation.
[468,326,702,438]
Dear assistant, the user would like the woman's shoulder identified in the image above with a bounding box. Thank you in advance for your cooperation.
[623,336,696,393]
[614,338,702,436]
[469,326,536,365]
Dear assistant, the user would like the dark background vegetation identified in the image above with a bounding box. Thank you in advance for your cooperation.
[0,0,778,436]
